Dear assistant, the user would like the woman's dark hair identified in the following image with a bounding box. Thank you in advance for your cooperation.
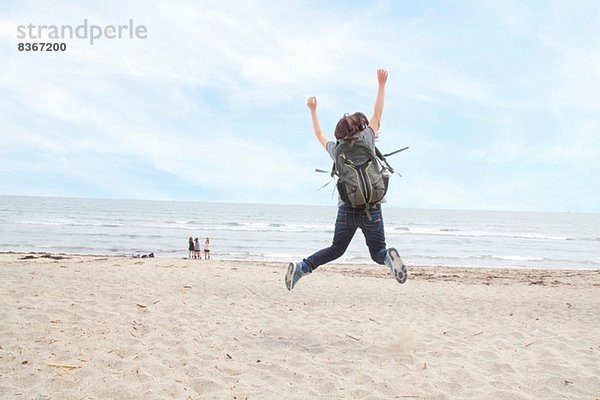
[334,112,369,140]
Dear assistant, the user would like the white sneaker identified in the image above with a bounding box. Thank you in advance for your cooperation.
[285,262,305,290]
[384,248,407,284]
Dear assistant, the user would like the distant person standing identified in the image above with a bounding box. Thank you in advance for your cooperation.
[204,237,211,259]
[194,237,201,259]
[188,237,194,259]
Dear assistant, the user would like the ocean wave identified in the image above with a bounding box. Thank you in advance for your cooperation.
[411,254,600,267]
[490,255,545,262]
[141,221,325,233]
[19,220,125,228]
[20,221,63,226]
[198,222,330,233]
[389,227,573,241]
[220,250,266,258]
[417,254,546,262]
[566,236,600,242]
[44,231,163,239]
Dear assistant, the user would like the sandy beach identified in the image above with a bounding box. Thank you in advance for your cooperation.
[0,253,598,399]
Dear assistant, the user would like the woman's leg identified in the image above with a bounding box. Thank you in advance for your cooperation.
[358,205,387,264]
[304,205,357,271]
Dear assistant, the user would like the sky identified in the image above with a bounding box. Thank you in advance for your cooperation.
[1,0,599,213]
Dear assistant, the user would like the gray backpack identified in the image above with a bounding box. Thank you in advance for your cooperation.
[332,129,390,213]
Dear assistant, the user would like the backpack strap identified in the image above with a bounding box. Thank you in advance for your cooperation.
[375,147,394,174]
[382,146,409,157]
[374,146,409,175]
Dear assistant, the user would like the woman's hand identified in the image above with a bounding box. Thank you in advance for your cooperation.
[370,68,388,134]
[307,96,318,112]
[377,68,388,86]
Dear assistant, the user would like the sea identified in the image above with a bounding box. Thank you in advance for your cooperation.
[0,195,598,270]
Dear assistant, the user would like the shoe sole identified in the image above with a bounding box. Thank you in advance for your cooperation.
[285,262,297,290]
[387,248,408,284]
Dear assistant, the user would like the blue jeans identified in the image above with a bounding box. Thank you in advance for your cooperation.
[304,204,387,271]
